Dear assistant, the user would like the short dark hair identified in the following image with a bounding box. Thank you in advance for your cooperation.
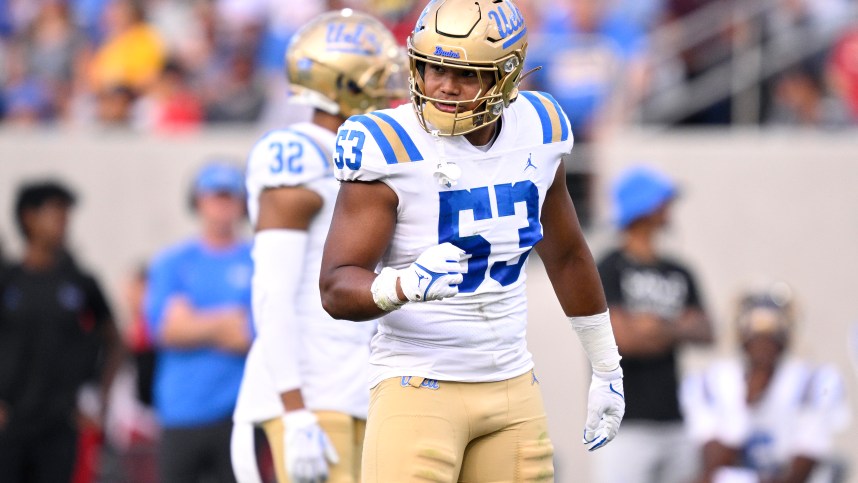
[14,181,77,238]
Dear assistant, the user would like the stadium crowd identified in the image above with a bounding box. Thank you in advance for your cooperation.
[0,0,856,132]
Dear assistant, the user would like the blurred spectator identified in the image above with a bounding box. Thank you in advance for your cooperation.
[70,0,111,44]
[94,82,137,126]
[0,180,122,483]
[2,44,54,124]
[829,27,858,122]
[203,48,265,124]
[87,0,165,97]
[767,65,850,127]
[528,0,649,141]
[0,0,12,38]
[610,0,667,31]
[681,285,850,483]
[592,166,714,483]
[22,0,83,120]
[144,161,252,483]
[137,59,204,132]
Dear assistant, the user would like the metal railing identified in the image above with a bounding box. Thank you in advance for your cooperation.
[638,0,857,124]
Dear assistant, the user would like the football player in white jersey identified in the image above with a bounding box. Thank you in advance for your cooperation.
[319,0,625,480]
[681,286,850,483]
[230,10,407,483]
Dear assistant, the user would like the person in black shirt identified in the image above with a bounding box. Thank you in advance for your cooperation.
[0,181,122,483]
[592,166,713,483]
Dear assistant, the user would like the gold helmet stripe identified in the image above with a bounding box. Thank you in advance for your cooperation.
[520,91,570,144]
[351,113,424,164]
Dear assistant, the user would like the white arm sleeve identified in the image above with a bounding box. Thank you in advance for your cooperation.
[252,229,308,394]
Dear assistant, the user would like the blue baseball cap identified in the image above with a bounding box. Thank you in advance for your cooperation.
[612,166,677,229]
[193,161,245,197]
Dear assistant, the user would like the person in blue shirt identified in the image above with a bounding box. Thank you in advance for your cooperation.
[145,161,253,483]
[527,0,649,141]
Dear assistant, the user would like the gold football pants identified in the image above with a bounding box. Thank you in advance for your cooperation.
[261,411,366,483]
[362,370,554,482]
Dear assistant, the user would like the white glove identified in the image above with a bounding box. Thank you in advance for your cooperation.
[398,243,467,302]
[583,367,625,452]
[283,410,339,483]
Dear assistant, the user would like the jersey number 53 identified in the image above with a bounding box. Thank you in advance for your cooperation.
[439,182,542,293]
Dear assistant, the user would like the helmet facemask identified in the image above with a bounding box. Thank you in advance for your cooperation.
[406,0,529,136]
[408,47,525,136]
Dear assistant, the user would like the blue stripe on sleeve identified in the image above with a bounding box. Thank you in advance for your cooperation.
[372,111,424,161]
[520,91,552,144]
[350,115,398,165]
[540,92,569,142]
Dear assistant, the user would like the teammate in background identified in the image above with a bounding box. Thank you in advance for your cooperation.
[319,0,625,480]
[681,285,850,483]
[594,165,713,483]
[145,162,253,483]
[0,181,122,483]
[230,10,407,483]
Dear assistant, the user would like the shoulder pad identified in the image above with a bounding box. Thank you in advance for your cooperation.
[518,91,572,145]
[335,111,425,182]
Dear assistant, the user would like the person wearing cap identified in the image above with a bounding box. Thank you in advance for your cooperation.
[0,181,122,483]
[593,165,714,483]
[144,161,253,483]
[681,287,850,483]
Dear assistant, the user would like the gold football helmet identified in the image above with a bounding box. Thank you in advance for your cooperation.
[408,0,528,135]
[286,9,408,118]
[735,283,796,344]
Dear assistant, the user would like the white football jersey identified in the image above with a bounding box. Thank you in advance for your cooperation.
[680,358,849,479]
[334,92,574,386]
[236,122,376,423]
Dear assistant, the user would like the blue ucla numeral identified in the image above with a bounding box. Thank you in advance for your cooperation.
[438,181,542,293]
[488,2,524,39]
[439,187,493,293]
[269,141,304,174]
[335,130,365,170]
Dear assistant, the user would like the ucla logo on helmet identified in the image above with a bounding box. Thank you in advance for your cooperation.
[413,3,432,33]
[433,46,462,59]
[325,22,382,55]
[488,0,525,40]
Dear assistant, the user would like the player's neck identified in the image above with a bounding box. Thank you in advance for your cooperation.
[313,109,347,134]
[464,121,498,148]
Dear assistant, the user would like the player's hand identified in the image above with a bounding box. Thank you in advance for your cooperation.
[283,410,339,483]
[583,367,625,452]
[398,243,467,302]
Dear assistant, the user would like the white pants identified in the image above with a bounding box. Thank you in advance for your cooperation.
[591,420,697,483]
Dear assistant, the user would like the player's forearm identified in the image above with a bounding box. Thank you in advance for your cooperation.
[546,248,608,317]
[320,266,388,321]
[159,309,220,348]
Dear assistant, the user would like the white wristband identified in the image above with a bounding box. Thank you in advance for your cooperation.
[371,267,406,312]
[569,310,622,374]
